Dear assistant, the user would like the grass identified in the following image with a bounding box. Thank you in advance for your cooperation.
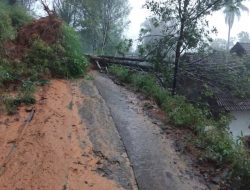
[1,80,36,114]
[110,65,250,189]
[0,2,31,45]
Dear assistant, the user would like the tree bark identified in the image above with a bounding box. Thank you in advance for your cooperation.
[172,23,184,95]
[8,0,17,5]
[172,0,189,96]
[227,24,231,52]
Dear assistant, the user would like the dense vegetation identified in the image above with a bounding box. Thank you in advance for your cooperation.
[110,65,250,189]
[0,2,88,114]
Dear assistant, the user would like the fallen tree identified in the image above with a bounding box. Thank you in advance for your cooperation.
[87,55,153,72]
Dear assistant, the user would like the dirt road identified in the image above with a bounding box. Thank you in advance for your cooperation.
[0,72,208,190]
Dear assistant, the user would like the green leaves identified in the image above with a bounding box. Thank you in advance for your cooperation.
[0,2,31,44]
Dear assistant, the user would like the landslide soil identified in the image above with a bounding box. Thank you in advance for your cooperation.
[0,80,124,190]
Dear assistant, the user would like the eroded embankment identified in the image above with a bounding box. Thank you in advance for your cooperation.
[0,79,130,190]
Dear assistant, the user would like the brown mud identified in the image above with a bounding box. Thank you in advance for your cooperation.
[0,79,127,190]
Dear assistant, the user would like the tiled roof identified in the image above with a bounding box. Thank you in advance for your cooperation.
[239,43,250,52]
[216,94,250,111]
[230,42,250,54]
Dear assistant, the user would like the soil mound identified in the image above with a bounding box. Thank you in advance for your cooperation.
[4,16,62,59]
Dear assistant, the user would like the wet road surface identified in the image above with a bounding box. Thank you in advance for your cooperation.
[93,73,207,190]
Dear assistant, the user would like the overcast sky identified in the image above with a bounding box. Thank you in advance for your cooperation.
[127,0,250,42]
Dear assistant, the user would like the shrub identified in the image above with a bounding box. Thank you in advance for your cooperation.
[9,5,32,29]
[24,39,59,78]
[24,38,87,79]
[60,24,88,77]
[18,80,36,104]
[0,6,15,43]
[0,62,14,86]
[24,24,88,79]
[231,149,250,189]
[1,80,36,115]
[132,74,157,97]
[2,96,20,115]
[110,65,131,83]
[0,2,31,44]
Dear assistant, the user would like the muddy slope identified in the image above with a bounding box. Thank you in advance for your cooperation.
[0,80,129,190]
[93,72,208,190]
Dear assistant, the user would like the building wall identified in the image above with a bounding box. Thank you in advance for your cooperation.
[229,111,250,138]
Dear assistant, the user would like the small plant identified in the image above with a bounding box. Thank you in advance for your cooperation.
[110,65,132,83]
[85,74,94,80]
[8,5,32,29]
[18,80,36,105]
[0,2,31,45]
[2,96,20,115]
[0,64,14,86]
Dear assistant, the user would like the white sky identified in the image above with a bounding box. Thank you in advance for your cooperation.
[127,0,250,42]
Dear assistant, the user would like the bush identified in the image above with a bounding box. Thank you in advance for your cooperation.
[18,80,36,104]
[2,96,20,115]
[60,24,88,77]
[110,65,132,83]
[231,149,250,189]
[1,80,36,115]
[8,5,32,29]
[0,2,31,44]
[24,25,88,78]
[0,62,15,86]
[0,6,15,43]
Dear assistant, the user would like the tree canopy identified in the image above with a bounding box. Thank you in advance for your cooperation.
[223,0,248,51]
[238,31,250,43]
[54,0,131,55]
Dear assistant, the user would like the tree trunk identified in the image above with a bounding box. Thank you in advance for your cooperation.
[172,0,189,96]
[227,24,231,52]
[8,0,17,5]
[172,21,185,96]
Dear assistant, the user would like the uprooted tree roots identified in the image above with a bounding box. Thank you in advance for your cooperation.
[4,16,63,59]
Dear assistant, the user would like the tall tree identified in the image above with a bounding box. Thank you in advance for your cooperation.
[145,0,229,95]
[223,0,248,51]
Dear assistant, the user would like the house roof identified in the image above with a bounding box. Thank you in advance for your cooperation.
[230,42,250,55]
[239,43,250,52]
[216,94,250,111]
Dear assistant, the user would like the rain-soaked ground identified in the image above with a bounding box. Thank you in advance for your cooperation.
[80,72,208,190]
